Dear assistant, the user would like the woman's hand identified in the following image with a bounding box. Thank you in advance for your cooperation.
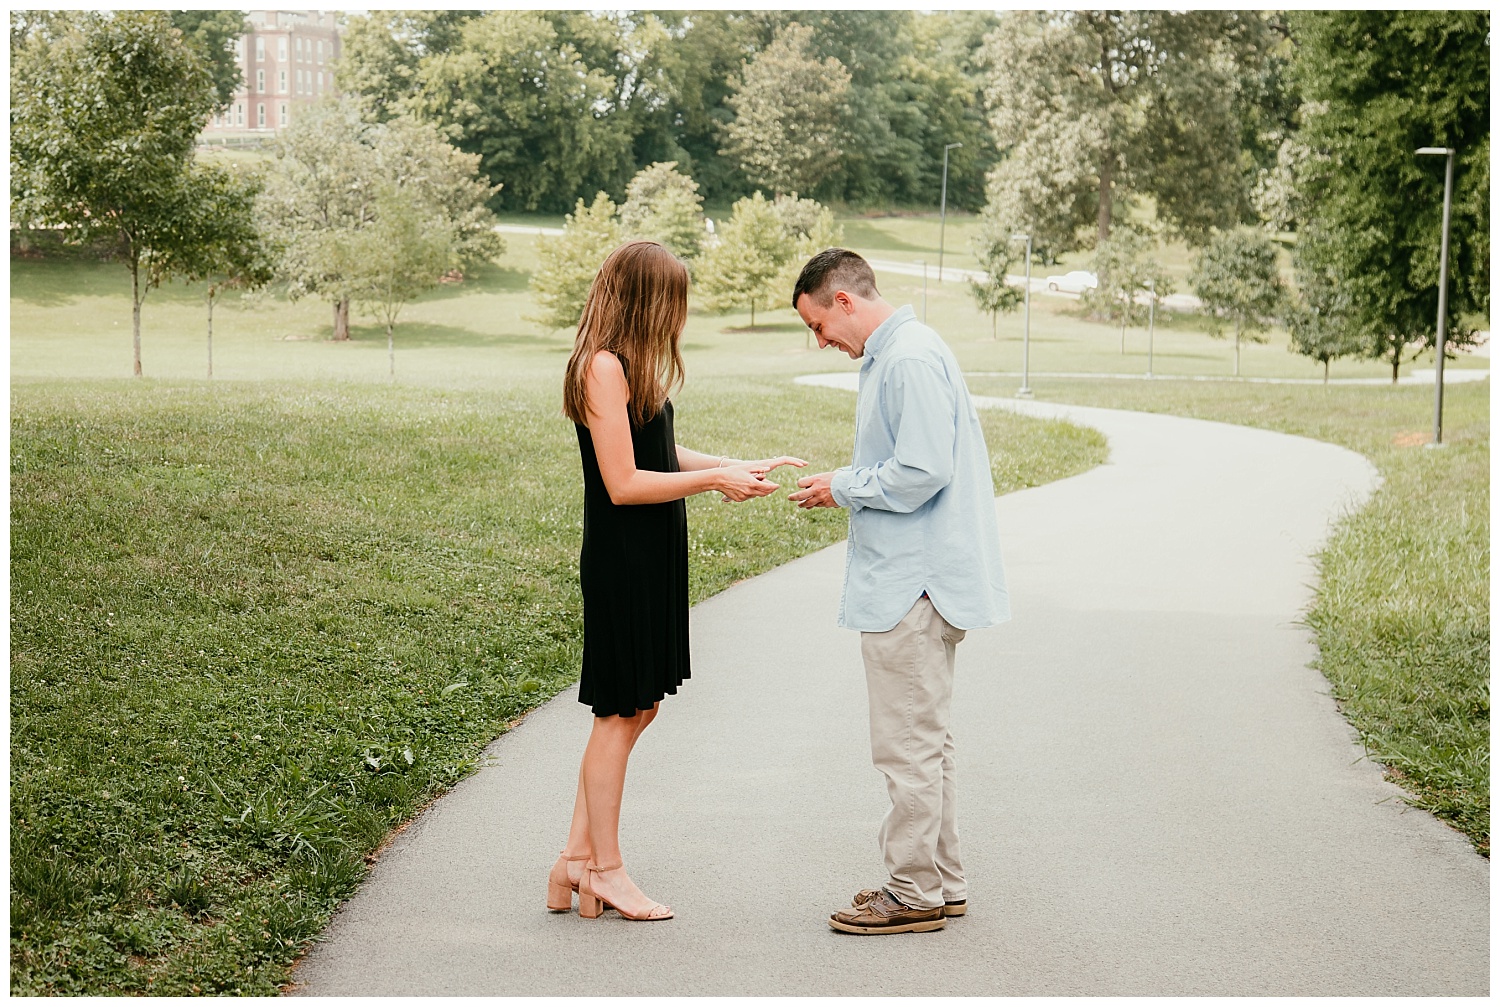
[743,455,809,477]
[717,464,780,502]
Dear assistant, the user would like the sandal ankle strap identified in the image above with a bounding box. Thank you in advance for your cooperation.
[587,860,624,873]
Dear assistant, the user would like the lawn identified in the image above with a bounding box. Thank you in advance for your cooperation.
[9,246,1107,995]
[967,375,1491,855]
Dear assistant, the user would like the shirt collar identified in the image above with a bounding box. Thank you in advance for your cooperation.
[863,305,915,362]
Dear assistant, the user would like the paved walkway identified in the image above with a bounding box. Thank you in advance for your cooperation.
[291,379,1487,996]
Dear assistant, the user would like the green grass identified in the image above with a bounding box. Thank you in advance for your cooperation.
[10,249,1106,994]
[968,375,1490,855]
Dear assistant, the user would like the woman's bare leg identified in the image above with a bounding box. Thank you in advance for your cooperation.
[574,704,668,916]
[562,704,659,860]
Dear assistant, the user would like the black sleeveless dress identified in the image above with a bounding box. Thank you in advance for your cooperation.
[575,400,690,718]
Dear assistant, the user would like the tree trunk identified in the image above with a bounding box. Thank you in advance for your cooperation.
[750,300,756,327]
[131,254,143,377]
[991,309,997,342]
[1097,152,1114,243]
[332,297,351,341]
[206,289,215,380]
[387,320,395,377]
[1120,306,1128,354]
[1323,359,1329,385]
[1234,319,1242,377]
[1391,352,1400,384]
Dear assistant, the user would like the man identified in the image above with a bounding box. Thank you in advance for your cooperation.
[788,248,1009,935]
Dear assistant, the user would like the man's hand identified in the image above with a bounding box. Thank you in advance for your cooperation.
[789,471,839,509]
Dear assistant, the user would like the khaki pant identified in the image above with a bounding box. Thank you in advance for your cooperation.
[860,596,967,910]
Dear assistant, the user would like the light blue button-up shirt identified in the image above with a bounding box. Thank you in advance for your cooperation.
[828,305,1010,633]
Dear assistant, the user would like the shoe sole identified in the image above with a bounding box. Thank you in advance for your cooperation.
[943,903,967,917]
[828,916,946,935]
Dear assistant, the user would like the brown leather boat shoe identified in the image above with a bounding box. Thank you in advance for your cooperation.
[851,888,967,918]
[830,888,946,934]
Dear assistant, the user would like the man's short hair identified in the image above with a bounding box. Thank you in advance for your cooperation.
[792,248,880,309]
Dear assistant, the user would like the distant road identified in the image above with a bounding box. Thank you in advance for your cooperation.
[864,257,1204,311]
[492,229,1191,312]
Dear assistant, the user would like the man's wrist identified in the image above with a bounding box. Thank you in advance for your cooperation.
[829,468,853,508]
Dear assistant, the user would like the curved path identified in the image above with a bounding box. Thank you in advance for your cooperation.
[291,377,1486,996]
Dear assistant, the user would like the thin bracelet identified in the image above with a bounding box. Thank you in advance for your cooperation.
[717,455,728,467]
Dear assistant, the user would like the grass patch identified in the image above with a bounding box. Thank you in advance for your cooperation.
[969,376,1490,855]
[11,371,1104,994]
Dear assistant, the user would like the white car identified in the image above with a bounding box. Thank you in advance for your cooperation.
[1044,270,1099,294]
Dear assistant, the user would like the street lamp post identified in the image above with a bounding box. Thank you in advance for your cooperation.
[1010,233,1032,398]
[937,142,962,283]
[1145,278,1156,378]
[1416,146,1456,447]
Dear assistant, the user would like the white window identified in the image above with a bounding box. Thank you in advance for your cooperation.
[255,36,264,62]
[235,38,244,59]
[278,37,288,61]
[256,69,264,93]
[279,102,289,126]
[296,37,303,57]
[279,69,287,93]
[317,39,324,63]
[257,103,265,128]
[235,102,244,126]
[296,69,302,93]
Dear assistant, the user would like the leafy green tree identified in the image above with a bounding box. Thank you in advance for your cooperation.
[720,23,851,197]
[169,10,248,109]
[1084,228,1174,353]
[349,186,456,377]
[1288,10,1488,382]
[770,194,844,344]
[258,98,500,342]
[400,11,635,212]
[529,193,624,331]
[1286,232,1365,384]
[258,99,380,340]
[11,11,219,376]
[148,162,274,378]
[968,213,1024,340]
[336,12,482,121]
[980,11,1279,254]
[1189,229,1286,377]
[696,191,795,326]
[619,162,705,261]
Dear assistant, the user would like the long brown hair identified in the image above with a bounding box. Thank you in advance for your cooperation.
[562,241,688,428]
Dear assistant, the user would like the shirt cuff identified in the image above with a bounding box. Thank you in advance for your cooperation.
[829,467,854,508]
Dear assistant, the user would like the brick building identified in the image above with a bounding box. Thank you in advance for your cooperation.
[205,10,343,134]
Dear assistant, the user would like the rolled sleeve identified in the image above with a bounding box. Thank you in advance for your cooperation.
[832,359,957,514]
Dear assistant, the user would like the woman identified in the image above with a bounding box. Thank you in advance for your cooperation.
[549,241,804,921]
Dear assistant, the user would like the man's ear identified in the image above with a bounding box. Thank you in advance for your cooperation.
[834,290,856,314]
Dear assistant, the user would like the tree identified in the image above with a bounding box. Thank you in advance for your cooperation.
[1084,228,1174,353]
[258,99,380,340]
[349,186,455,377]
[258,98,501,343]
[1189,229,1286,377]
[967,213,1024,340]
[771,194,843,345]
[695,192,794,326]
[11,11,219,377]
[1286,233,1364,384]
[529,193,624,331]
[148,162,274,378]
[1287,11,1488,383]
[400,11,635,212]
[979,11,1279,254]
[720,23,851,197]
[169,10,248,110]
[619,162,705,261]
